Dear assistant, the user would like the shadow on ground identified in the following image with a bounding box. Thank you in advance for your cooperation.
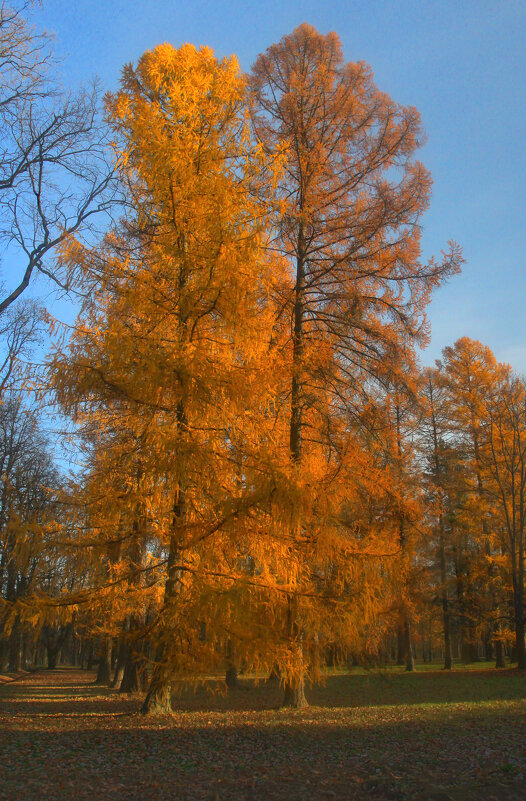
[1,669,525,801]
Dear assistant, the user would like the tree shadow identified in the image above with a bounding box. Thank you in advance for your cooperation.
[4,667,525,716]
[1,702,525,801]
[168,669,526,712]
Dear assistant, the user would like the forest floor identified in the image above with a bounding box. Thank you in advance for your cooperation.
[1,666,526,801]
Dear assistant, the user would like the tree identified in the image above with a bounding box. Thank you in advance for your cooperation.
[0,0,116,313]
[437,338,506,664]
[47,39,410,715]
[250,23,462,705]
[483,372,526,669]
[420,367,458,669]
[0,393,61,671]
[49,42,287,713]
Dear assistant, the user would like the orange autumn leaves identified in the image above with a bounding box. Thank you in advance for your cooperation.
[45,28,462,693]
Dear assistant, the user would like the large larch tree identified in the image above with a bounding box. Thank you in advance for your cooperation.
[250,23,462,705]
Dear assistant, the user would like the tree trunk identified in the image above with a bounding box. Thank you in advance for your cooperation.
[47,645,59,669]
[86,640,94,670]
[225,639,238,690]
[94,637,112,685]
[282,674,308,708]
[111,638,127,689]
[141,663,172,714]
[280,596,309,709]
[439,526,453,670]
[0,637,7,672]
[225,665,238,690]
[7,615,21,672]
[512,545,526,669]
[495,638,506,669]
[279,237,309,710]
[442,612,453,670]
[404,619,415,672]
[120,644,142,694]
[396,625,406,666]
[142,400,187,715]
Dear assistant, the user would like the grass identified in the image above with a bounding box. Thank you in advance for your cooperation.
[1,664,525,800]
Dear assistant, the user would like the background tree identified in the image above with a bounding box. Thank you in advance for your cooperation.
[436,338,505,663]
[483,371,526,669]
[0,393,61,671]
[0,0,116,313]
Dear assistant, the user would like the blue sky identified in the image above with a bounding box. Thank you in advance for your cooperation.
[30,0,526,372]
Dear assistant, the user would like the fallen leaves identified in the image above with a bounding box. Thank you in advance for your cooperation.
[0,667,525,800]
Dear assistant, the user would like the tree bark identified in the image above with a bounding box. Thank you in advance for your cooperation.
[47,645,59,669]
[439,522,453,670]
[111,638,127,689]
[141,678,172,714]
[142,399,186,714]
[7,614,21,672]
[94,637,112,685]
[282,674,308,708]
[225,665,238,690]
[281,597,308,708]
[495,637,506,669]
[119,642,143,694]
[403,619,415,672]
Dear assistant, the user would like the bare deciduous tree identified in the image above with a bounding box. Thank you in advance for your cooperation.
[0,0,117,314]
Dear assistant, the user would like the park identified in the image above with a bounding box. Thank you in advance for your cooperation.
[0,2,525,799]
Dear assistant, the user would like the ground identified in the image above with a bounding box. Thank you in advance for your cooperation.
[1,666,526,800]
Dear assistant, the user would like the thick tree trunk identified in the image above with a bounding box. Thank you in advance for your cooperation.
[495,637,506,668]
[281,597,308,709]
[79,639,87,669]
[0,637,7,672]
[142,397,187,715]
[120,644,142,693]
[512,545,526,669]
[7,615,21,672]
[442,612,453,670]
[282,675,308,708]
[111,638,127,689]
[461,640,473,662]
[142,678,172,714]
[94,637,112,685]
[483,632,493,661]
[280,239,308,711]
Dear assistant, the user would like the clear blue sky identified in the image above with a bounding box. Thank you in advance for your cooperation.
[33,0,526,372]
